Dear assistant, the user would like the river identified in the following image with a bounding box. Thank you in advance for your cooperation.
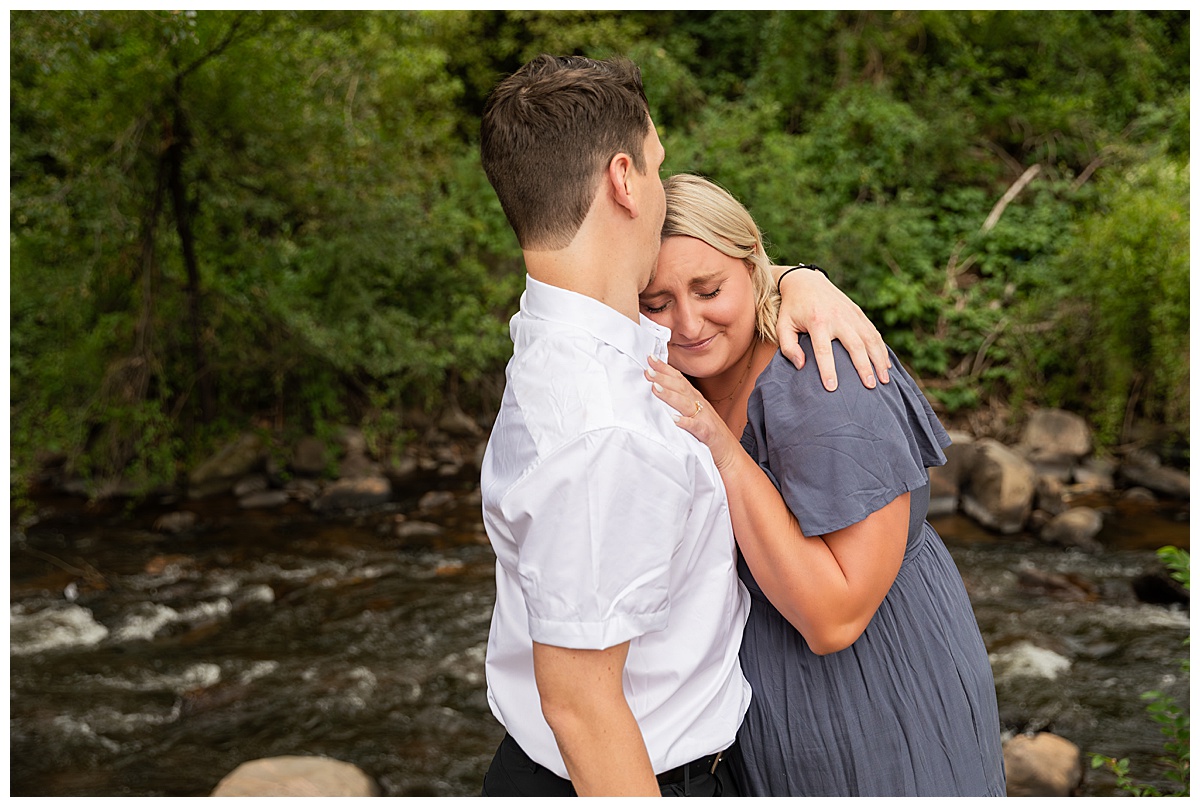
[9,481,1189,796]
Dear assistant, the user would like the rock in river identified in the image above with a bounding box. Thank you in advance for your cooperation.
[211,755,379,797]
[311,476,392,513]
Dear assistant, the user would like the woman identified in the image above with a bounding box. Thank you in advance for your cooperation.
[640,174,1005,796]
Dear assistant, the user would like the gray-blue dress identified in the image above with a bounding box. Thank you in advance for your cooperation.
[729,338,1006,796]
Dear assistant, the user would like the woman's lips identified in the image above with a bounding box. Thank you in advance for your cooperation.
[671,334,716,351]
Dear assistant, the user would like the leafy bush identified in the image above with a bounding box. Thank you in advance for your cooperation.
[1010,154,1189,446]
[9,10,1190,497]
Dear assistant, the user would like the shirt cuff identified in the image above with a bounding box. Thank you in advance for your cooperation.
[528,609,669,650]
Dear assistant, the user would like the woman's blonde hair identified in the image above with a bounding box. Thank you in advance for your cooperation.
[661,174,780,344]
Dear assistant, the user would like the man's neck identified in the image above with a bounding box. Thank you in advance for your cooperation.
[523,239,643,323]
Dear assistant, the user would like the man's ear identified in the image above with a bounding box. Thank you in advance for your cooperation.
[606,152,640,219]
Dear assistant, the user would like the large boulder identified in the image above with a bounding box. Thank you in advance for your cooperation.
[334,426,368,457]
[1122,486,1158,505]
[960,439,1037,534]
[393,519,444,542]
[311,476,392,513]
[1039,507,1104,551]
[1119,449,1190,499]
[418,490,455,512]
[335,427,380,480]
[211,755,379,797]
[284,478,322,502]
[1035,475,1069,517]
[434,444,467,478]
[928,431,976,517]
[1003,732,1083,797]
[188,433,266,498]
[1073,456,1117,493]
[1020,408,1093,464]
[383,454,420,487]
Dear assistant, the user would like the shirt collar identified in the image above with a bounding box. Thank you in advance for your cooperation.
[519,274,671,364]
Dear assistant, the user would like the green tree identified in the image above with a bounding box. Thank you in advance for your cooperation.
[11,11,512,492]
[12,11,279,490]
[1010,153,1189,446]
[9,10,1191,501]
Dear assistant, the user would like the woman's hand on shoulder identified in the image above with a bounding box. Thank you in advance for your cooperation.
[774,265,891,392]
[646,355,740,470]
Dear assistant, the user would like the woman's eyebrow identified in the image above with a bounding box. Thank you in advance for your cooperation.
[689,270,723,287]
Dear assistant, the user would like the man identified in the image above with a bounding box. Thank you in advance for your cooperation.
[478,54,887,797]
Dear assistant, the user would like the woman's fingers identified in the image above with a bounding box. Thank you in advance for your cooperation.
[645,355,743,469]
[646,355,699,412]
[645,355,722,440]
[650,375,702,421]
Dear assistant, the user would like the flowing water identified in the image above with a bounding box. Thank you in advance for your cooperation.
[9,483,1189,796]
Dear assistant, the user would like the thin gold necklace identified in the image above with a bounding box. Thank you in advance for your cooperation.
[708,340,757,405]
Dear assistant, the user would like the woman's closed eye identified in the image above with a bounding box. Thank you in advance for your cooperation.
[640,284,722,315]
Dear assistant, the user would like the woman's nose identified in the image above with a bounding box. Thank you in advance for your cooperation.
[672,300,699,338]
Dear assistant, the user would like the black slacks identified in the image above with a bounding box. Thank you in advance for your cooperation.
[481,733,741,797]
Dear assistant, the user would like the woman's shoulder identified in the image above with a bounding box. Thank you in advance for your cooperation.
[748,340,862,444]
[757,335,932,403]
[751,336,950,454]
[753,336,898,412]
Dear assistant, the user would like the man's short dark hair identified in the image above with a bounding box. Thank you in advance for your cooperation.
[481,54,651,251]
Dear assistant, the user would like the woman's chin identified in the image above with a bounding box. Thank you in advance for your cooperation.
[669,358,719,380]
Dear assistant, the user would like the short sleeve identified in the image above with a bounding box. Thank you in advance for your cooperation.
[499,427,693,650]
[742,340,951,537]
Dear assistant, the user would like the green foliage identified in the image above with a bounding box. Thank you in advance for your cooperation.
[1010,154,1189,446]
[1089,755,1176,798]
[9,10,1190,496]
[1090,547,1189,796]
[10,10,520,492]
[1158,547,1190,591]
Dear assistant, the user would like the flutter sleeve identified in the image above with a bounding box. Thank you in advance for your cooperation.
[741,337,952,537]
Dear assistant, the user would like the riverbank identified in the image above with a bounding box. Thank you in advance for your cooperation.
[20,401,1189,559]
[11,404,1188,796]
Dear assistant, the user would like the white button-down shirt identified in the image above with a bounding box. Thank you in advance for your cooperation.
[481,275,751,780]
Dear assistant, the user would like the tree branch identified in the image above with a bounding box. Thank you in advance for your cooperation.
[1070,150,1109,192]
[175,12,270,84]
[980,138,1025,177]
[980,163,1041,235]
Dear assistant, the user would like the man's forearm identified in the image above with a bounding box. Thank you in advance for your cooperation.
[532,641,660,796]
[771,261,891,389]
[552,694,658,795]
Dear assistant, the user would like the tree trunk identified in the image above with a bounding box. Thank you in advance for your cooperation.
[166,84,215,424]
[133,126,168,387]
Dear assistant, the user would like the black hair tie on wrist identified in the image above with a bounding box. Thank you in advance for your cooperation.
[776,263,829,294]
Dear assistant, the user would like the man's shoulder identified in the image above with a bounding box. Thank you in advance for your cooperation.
[512,324,609,370]
[499,340,691,472]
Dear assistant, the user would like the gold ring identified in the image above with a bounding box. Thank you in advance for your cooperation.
[693,400,703,417]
